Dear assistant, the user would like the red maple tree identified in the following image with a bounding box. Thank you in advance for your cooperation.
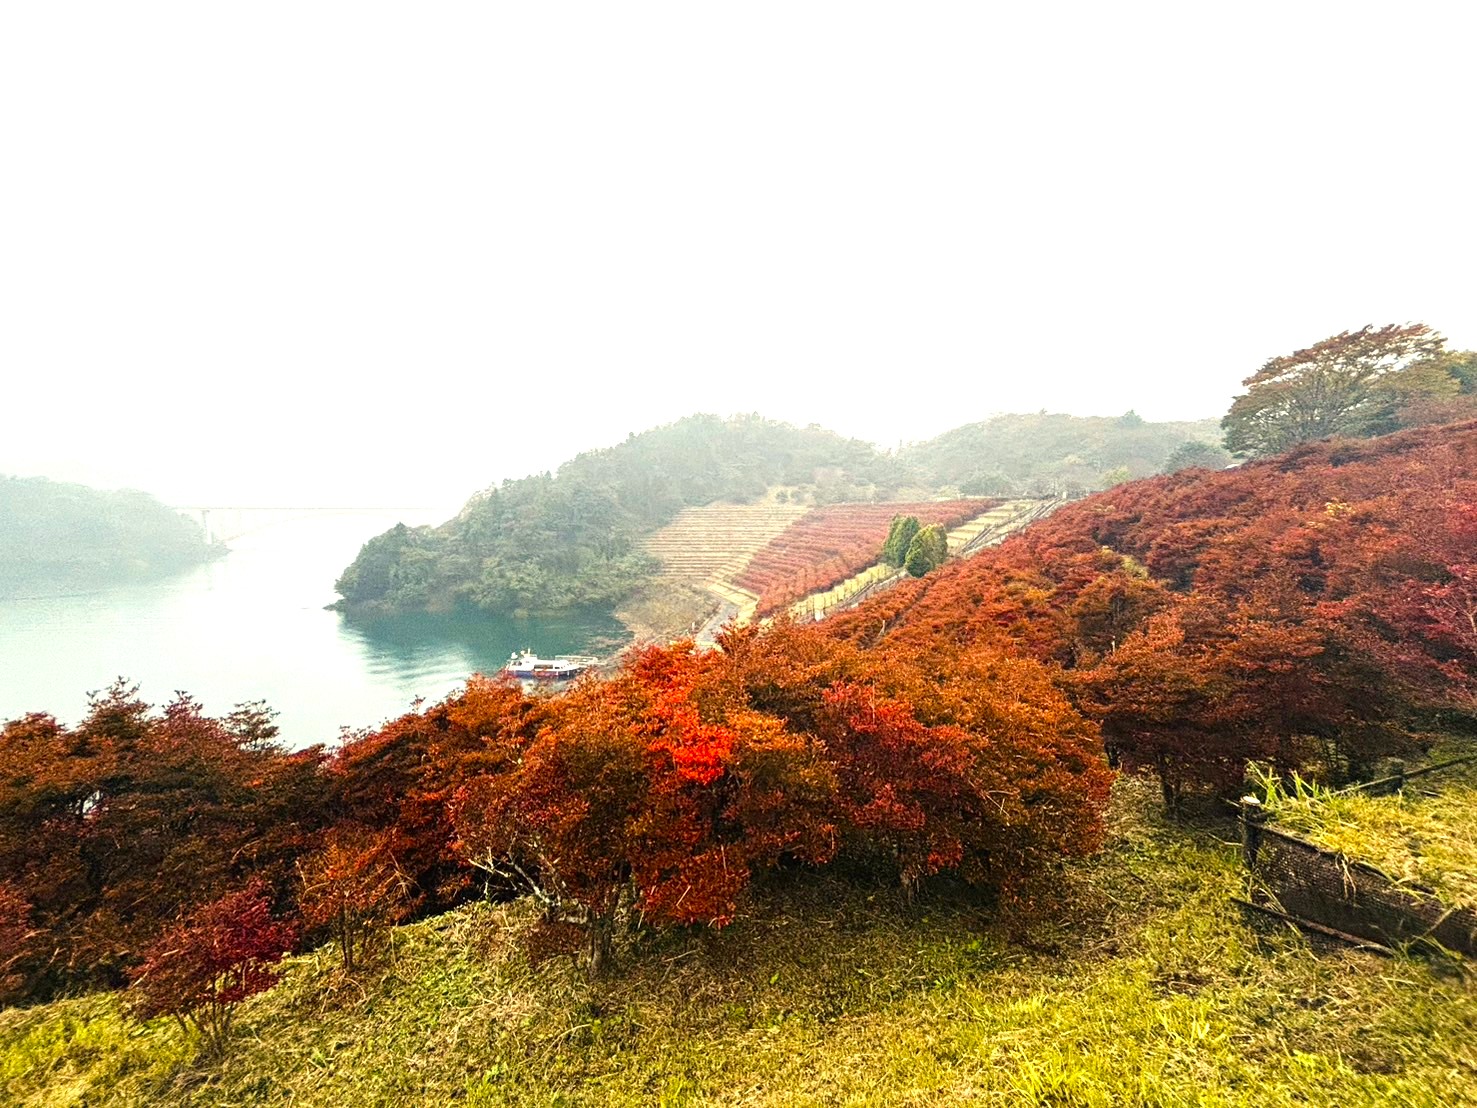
[298,825,414,971]
[128,881,297,1056]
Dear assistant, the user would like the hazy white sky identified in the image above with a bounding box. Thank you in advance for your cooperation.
[3,2,1474,507]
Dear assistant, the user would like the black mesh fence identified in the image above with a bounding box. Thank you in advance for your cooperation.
[1241,814,1477,955]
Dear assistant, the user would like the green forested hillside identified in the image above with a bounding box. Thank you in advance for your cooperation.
[334,414,912,617]
[0,476,216,591]
[903,411,1226,495]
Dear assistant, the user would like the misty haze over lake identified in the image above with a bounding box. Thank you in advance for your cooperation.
[0,509,625,747]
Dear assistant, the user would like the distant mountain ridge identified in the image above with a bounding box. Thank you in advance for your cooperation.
[899,411,1225,496]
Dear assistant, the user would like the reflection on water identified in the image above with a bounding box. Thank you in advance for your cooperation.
[343,608,628,684]
[0,509,630,748]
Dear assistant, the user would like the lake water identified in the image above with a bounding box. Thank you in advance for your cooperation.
[0,509,628,748]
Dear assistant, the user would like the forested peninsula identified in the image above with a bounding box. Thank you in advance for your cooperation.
[0,476,217,593]
[333,415,910,618]
[333,411,1224,620]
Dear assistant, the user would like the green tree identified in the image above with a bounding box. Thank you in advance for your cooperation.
[1447,350,1477,394]
[1162,440,1232,473]
[1221,324,1451,457]
[882,516,921,568]
[959,470,1015,496]
[903,524,947,578]
[333,523,434,607]
[0,477,218,589]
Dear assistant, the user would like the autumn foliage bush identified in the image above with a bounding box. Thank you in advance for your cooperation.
[298,825,414,971]
[322,675,556,912]
[127,881,297,1056]
[0,882,36,1004]
[449,623,1111,971]
[0,685,325,999]
[829,419,1477,804]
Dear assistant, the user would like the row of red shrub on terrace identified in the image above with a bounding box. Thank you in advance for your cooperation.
[0,619,1110,1003]
[828,420,1477,806]
[735,499,996,613]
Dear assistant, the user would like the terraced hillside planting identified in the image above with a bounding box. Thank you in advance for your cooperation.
[642,503,811,584]
[736,499,997,615]
[334,414,910,619]
[944,498,1059,554]
[786,499,1058,621]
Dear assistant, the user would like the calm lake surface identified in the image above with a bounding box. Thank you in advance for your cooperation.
[0,510,628,748]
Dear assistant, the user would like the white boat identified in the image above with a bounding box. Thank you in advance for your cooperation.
[503,650,596,681]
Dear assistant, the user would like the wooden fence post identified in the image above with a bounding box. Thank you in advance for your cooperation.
[1239,795,1267,871]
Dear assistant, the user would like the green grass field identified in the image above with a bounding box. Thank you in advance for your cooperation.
[5,777,1474,1107]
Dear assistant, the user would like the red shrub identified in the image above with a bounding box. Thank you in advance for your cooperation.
[0,689,324,999]
[128,881,297,1056]
[298,825,414,971]
[0,882,37,1005]
[453,679,651,975]
[736,500,997,614]
[449,625,1112,973]
[327,675,550,910]
[832,421,1477,802]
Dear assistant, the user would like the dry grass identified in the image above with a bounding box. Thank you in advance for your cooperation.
[614,581,717,643]
[5,776,1476,1106]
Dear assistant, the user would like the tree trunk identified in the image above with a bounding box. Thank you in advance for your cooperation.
[1158,767,1180,813]
[586,911,614,979]
[338,907,354,972]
